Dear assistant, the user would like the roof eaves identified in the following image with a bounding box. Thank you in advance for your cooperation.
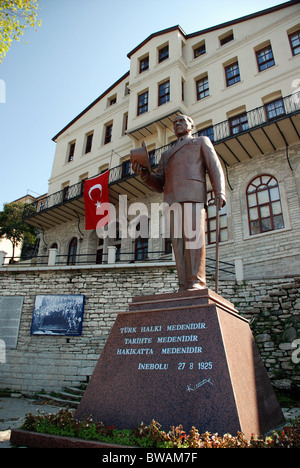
[127,25,186,58]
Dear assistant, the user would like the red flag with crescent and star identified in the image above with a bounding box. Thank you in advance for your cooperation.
[83,170,110,230]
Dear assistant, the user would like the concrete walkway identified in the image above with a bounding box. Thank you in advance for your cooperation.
[0,396,299,448]
[0,396,64,448]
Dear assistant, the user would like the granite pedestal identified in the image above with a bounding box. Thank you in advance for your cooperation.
[76,289,285,438]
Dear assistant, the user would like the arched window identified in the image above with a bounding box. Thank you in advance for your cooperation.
[67,237,78,265]
[246,175,284,235]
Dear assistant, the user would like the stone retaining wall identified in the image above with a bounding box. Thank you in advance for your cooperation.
[0,265,299,394]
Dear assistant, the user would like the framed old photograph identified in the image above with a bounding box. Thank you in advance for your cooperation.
[30,295,85,336]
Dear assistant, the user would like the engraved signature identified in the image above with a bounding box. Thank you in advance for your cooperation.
[187,378,213,392]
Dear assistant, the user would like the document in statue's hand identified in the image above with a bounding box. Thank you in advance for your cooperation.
[130,141,151,172]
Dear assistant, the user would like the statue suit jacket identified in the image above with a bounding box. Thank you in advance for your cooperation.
[142,135,226,205]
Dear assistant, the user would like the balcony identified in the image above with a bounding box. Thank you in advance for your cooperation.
[23,92,300,230]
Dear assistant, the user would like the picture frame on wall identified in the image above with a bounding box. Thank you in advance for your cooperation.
[30,295,85,336]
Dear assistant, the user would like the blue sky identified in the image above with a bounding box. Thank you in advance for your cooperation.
[0,0,288,208]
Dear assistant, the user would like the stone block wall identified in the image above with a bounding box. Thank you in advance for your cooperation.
[0,265,299,394]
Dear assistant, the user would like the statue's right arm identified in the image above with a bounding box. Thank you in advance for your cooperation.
[133,159,165,193]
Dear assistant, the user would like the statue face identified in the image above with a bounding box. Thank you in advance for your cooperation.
[174,115,194,137]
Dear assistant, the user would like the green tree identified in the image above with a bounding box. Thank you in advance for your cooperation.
[0,201,37,262]
[0,0,41,63]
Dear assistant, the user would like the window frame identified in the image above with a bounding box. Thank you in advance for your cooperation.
[137,90,149,116]
[289,29,300,56]
[225,61,241,87]
[229,113,249,135]
[158,80,170,106]
[104,123,113,144]
[158,44,169,63]
[139,55,149,73]
[85,132,93,154]
[68,141,76,162]
[198,126,214,142]
[134,221,148,261]
[193,42,206,58]
[196,75,209,100]
[256,45,275,72]
[219,30,234,46]
[121,159,131,178]
[265,98,285,121]
[67,237,78,265]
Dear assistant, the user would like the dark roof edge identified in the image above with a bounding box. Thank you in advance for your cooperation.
[127,25,186,58]
[52,70,130,142]
[127,0,299,57]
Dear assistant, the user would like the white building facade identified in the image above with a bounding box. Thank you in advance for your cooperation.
[23,0,300,281]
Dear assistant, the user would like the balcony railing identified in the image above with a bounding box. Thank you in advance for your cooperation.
[0,250,236,279]
[23,91,300,221]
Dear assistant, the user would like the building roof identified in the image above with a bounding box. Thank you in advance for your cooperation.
[52,0,299,143]
[127,0,298,57]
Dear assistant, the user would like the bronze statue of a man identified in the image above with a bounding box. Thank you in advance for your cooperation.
[133,114,226,291]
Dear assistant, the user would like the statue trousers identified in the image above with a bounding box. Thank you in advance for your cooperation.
[166,202,206,291]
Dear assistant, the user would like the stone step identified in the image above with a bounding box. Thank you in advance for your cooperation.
[64,386,86,396]
[36,393,79,408]
[59,391,82,401]
[35,383,87,408]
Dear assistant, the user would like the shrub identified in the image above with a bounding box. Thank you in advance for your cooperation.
[21,408,300,448]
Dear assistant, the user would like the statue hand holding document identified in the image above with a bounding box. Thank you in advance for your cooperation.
[130,141,151,178]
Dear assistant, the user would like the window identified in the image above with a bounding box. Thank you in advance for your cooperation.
[148,149,156,167]
[164,237,172,255]
[196,75,209,100]
[193,42,206,58]
[137,91,148,115]
[96,238,104,264]
[122,159,131,178]
[247,175,284,235]
[265,99,285,121]
[62,185,69,202]
[229,113,249,135]
[158,80,170,106]
[104,123,113,144]
[256,45,275,72]
[158,44,169,63]
[108,95,117,106]
[289,29,300,56]
[205,191,228,245]
[198,126,214,142]
[139,55,149,73]
[135,235,148,260]
[122,112,128,135]
[225,61,240,86]
[68,142,75,162]
[67,237,78,265]
[85,133,93,154]
[124,82,130,96]
[220,30,234,46]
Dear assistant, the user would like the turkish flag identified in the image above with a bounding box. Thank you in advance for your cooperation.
[83,170,110,230]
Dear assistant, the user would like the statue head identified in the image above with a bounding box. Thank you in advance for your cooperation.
[173,114,195,138]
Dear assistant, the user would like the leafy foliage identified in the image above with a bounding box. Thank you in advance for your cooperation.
[22,408,300,448]
[0,0,41,62]
[0,201,37,261]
